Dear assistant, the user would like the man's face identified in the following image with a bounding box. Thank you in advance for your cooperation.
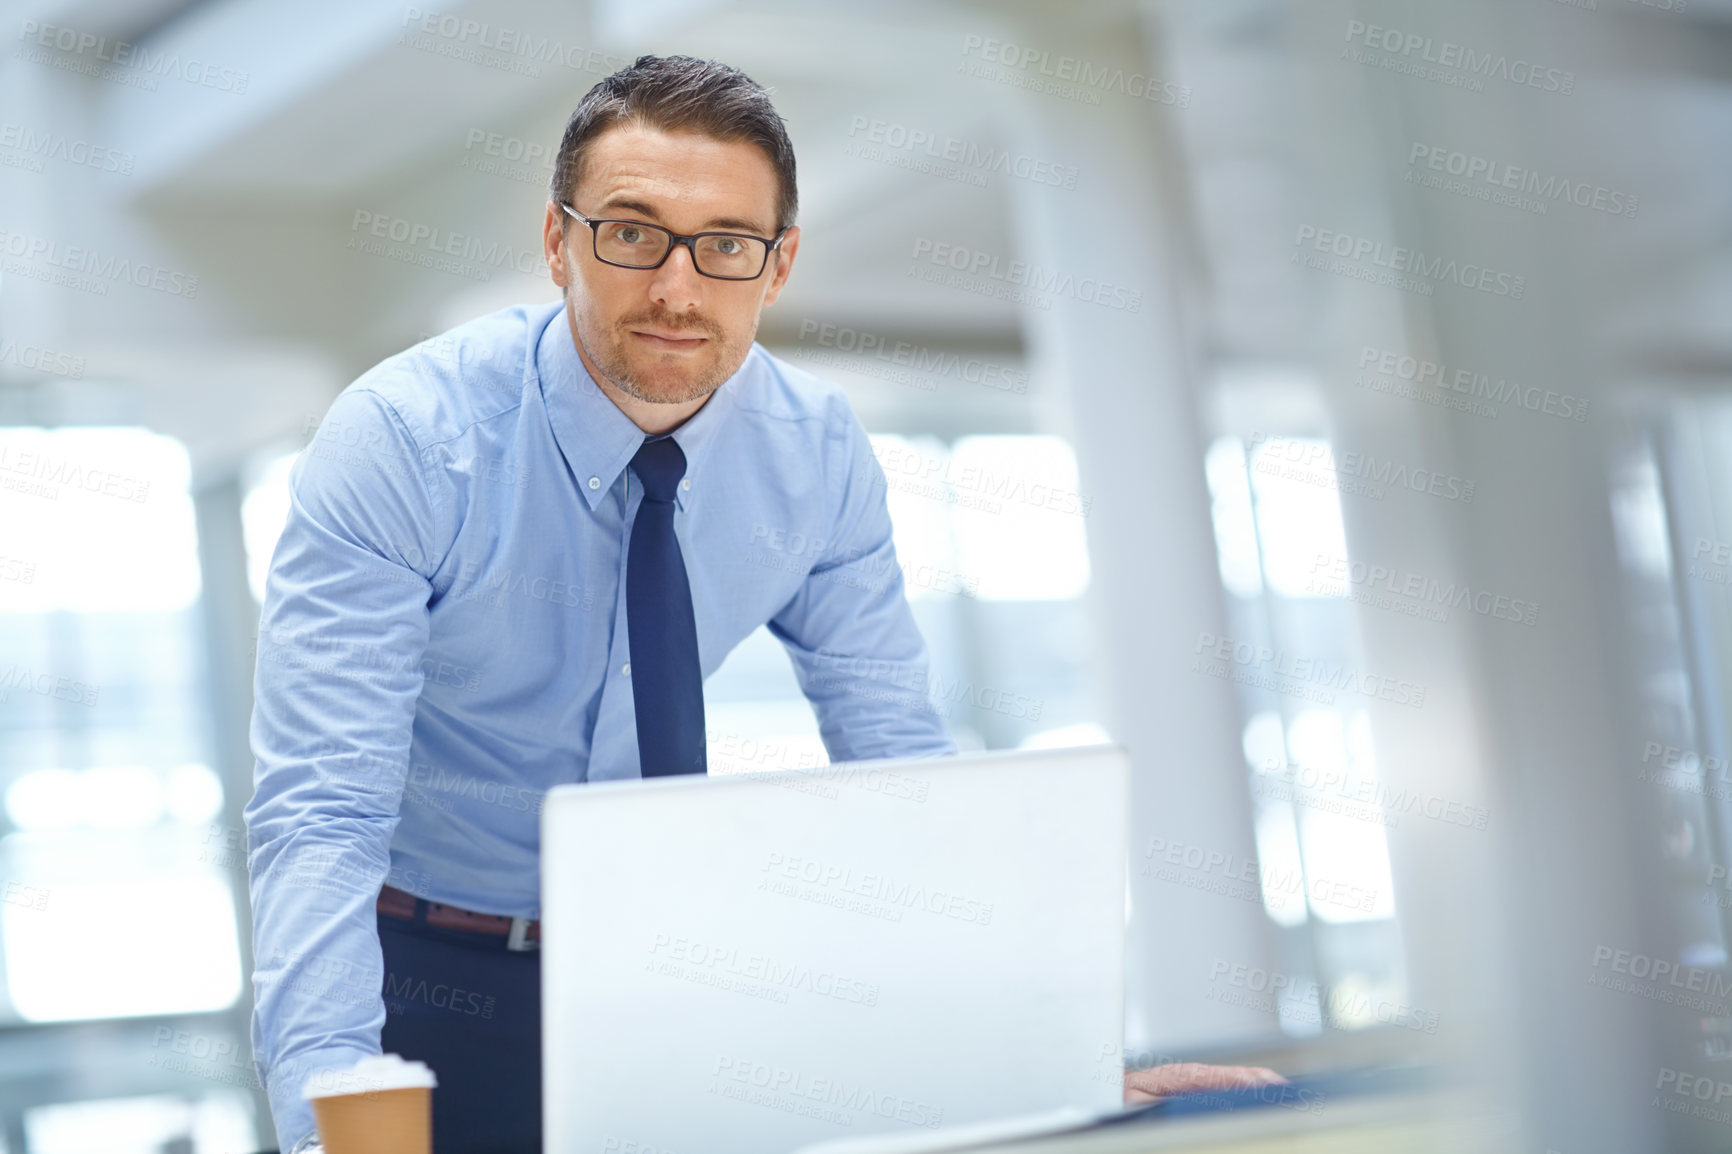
[544,123,799,405]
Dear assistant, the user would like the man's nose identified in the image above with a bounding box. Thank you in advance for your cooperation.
[647,243,705,312]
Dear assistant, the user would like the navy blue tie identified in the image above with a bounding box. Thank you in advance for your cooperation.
[627,437,707,777]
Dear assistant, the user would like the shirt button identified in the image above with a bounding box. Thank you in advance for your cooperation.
[680,478,691,492]
[588,476,601,490]
[622,662,631,677]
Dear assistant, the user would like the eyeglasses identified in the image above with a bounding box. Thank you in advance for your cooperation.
[558,202,787,281]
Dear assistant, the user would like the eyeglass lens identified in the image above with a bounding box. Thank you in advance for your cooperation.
[593,220,767,278]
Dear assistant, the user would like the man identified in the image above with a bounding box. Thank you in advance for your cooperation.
[246,54,1276,1154]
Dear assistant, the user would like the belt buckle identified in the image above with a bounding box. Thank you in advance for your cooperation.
[507,916,537,952]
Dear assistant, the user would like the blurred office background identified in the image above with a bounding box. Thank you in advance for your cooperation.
[0,0,1727,1149]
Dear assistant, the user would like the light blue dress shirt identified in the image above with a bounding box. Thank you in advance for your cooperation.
[244,299,957,1151]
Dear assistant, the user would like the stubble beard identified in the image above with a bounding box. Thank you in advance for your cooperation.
[569,289,747,405]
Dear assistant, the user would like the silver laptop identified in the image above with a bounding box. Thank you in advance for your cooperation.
[540,745,1130,1154]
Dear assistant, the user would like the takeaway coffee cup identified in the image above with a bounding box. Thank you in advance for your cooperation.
[303,1053,437,1154]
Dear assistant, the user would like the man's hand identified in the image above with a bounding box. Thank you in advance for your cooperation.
[1122,1061,1288,1105]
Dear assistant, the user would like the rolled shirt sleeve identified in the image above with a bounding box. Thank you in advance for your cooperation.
[768,416,958,763]
[243,387,447,1152]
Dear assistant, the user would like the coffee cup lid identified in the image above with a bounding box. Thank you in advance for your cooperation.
[302,1053,437,1099]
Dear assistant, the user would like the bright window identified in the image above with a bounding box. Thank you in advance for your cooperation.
[0,426,238,1024]
[24,1090,256,1154]
[1203,429,1408,1033]
[241,448,300,605]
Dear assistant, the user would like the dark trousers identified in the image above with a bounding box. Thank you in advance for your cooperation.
[376,909,542,1154]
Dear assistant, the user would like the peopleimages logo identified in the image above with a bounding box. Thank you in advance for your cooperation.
[1207,960,1442,1033]
[0,123,134,175]
[1258,755,1490,831]
[0,665,99,707]
[647,933,881,1007]
[0,555,36,585]
[1307,552,1540,627]
[349,211,546,280]
[1343,20,1575,94]
[1142,837,1380,915]
[1293,226,1525,299]
[0,337,84,379]
[959,34,1192,107]
[1248,432,1477,505]
[795,320,1029,394]
[399,8,630,76]
[846,116,1079,190]
[0,227,200,299]
[869,439,1092,517]
[1192,631,1427,708]
[909,238,1142,313]
[16,19,250,93]
[1407,143,1637,218]
[1590,946,1732,999]
[761,851,995,927]
[0,442,151,503]
[460,128,555,185]
[1656,1068,1732,1126]
[1357,346,1588,422]
[711,1055,944,1129]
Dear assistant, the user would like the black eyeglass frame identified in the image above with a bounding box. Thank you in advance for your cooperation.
[557,201,789,281]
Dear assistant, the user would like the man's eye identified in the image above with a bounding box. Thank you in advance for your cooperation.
[617,226,645,244]
[714,237,741,255]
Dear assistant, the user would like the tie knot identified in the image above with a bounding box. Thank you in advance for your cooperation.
[630,436,686,502]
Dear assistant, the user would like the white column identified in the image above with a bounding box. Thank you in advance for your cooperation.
[992,12,1279,1055]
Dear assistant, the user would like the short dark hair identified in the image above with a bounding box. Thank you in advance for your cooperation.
[551,54,798,234]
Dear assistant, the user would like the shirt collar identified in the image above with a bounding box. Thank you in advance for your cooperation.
[535,304,742,513]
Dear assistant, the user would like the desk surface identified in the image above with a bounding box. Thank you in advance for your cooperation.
[946,1088,1511,1154]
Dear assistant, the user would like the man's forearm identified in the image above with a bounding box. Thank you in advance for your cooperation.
[247,819,394,1152]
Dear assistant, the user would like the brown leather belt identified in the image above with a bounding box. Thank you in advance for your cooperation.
[377,883,540,950]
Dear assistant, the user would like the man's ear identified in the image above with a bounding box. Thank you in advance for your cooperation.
[760,225,800,308]
[544,201,572,288]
